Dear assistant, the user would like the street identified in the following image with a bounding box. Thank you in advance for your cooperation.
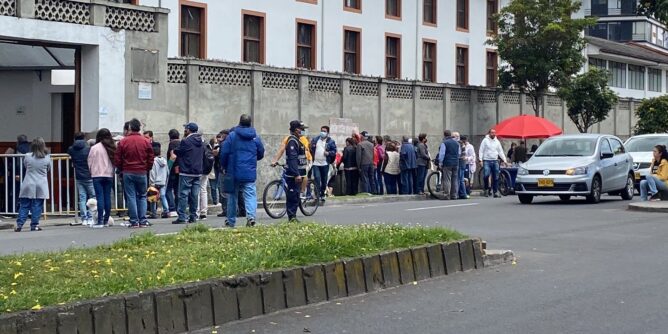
[2,195,668,333]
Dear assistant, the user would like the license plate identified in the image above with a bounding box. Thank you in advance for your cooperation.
[635,172,641,180]
[537,178,554,187]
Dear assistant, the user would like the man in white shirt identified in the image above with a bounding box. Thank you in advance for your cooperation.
[310,126,337,202]
[478,129,507,198]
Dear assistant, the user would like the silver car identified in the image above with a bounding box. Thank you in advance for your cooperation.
[515,134,635,204]
[623,134,668,189]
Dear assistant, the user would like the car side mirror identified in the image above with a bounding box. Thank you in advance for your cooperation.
[601,152,614,159]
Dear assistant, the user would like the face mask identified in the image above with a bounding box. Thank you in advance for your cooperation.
[320,132,328,138]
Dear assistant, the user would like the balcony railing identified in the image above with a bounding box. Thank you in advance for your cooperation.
[2,0,167,32]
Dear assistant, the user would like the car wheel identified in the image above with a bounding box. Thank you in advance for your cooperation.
[518,194,533,204]
[620,174,635,200]
[586,176,602,204]
[559,195,571,201]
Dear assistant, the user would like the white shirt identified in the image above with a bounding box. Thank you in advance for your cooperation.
[465,143,477,173]
[313,139,328,166]
[479,136,507,163]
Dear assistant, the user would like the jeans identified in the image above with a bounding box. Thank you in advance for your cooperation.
[198,175,209,215]
[76,179,95,220]
[360,164,376,194]
[384,173,399,195]
[177,175,201,222]
[375,166,384,195]
[286,177,300,220]
[640,174,668,200]
[483,160,501,193]
[313,165,329,199]
[210,173,220,205]
[400,169,414,195]
[344,170,359,195]
[226,182,257,226]
[150,185,169,216]
[92,177,113,225]
[166,175,179,212]
[442,166,459,199]
[458,165,469,198]
[416,166,428,194]
[16,198,44,229]
[123,173,148,225]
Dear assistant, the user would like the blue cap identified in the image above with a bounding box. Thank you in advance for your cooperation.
[184,122,198,132]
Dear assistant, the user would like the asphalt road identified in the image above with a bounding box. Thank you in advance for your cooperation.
[2,195,668,333]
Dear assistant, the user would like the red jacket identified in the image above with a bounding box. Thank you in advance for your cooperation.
[115,132,154,174]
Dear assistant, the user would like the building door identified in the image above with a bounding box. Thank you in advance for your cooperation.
[61,93,76,152]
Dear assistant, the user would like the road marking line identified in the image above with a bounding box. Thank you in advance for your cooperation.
[406,203,479,211]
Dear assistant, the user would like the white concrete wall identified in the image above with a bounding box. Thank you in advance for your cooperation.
[0,15,126,133]
[143,0,508,86]
[0,71,72,142]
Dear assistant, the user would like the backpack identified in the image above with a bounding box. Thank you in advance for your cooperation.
[202,143,215,175]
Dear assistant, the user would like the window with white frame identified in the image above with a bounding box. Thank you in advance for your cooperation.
[628,64,645,90]
[588,57,606,70]
[649,68,662,92]
[608,61,626,88]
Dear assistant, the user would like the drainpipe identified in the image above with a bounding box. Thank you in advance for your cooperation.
[415,0,419,80]
[320,0,325,71]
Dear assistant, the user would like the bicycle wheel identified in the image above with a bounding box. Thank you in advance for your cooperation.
[300,179,320,216]
[263,179,287,219]
[427,171,447,200]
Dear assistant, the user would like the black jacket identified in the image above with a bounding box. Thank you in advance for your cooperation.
[67,140,92,180]
[342,146,358,170]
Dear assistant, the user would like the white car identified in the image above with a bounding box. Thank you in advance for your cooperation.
[624,134,668,189]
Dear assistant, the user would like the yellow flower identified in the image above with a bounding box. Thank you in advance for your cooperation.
[31,304,42,310]
[13,272,23,279]
[64,260,74,264]
[14,261,22,267]
[11,283,17,286]
[105,258,112,266]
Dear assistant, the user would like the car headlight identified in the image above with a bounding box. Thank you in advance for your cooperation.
[566,166,588,176]
[518,167,529,175]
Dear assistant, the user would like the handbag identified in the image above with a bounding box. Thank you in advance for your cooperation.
[222,136,239,194]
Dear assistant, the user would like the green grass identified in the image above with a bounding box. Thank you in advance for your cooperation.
[0,222,465,313]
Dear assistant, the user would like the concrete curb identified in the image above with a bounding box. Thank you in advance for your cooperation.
[627,202,668,213]
[0,239,512,333]
[483,250,516,267]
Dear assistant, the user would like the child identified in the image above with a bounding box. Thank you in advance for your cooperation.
[149,145,170,218]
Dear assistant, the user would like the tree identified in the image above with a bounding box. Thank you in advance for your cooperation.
[488,0,596,116]
[558,68,618,133]
[634,96,668,135]
[637,1,668,25]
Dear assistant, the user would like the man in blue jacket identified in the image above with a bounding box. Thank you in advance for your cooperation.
[220,114,265,227]
[399,136,417,194]
[310,125,337,202]
[67,132,95,225]
[438,130,460,200]
[172,122,204,224]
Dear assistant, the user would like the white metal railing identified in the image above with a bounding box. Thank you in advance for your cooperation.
[0,153,126,217]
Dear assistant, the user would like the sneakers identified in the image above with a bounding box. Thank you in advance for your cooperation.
[224,220,234,228]
[493,192,502,198]
[187,218,196,224]
[161,212,170,219]
[649,193,662,201]
[92,224,105,229]
[30,226,43,231]
[246,218,256,227]
[217,212,227,218]
[199,215,207,220]
[128,223,141,228]
[139,220,152,227]
[168,211,178,217]
[171,219,187,225]
[288,217,301,224]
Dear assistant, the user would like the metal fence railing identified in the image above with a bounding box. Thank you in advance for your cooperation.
[0,154,127,218]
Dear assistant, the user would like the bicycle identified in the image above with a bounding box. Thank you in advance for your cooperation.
[263,163,320,219]
[426,159,447,200]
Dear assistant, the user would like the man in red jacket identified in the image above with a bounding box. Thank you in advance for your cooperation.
[115,118,155,228]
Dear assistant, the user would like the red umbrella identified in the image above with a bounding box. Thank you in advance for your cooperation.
[493,114,562,139]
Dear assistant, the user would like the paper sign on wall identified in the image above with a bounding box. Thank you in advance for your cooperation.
[138,82,152,100]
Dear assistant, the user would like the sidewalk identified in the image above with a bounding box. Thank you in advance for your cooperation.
[628,201,668,213]
[0,194,430,229]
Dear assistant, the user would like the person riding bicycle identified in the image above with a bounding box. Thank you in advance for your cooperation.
[284,120,308,223]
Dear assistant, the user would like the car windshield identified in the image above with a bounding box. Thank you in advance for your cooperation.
[624,136,668,152]
[533,138,597,157]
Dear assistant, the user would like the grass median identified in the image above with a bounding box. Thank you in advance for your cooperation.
[0,222,465,313]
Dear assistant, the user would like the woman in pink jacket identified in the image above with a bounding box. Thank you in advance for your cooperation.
[87,129,116,228]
